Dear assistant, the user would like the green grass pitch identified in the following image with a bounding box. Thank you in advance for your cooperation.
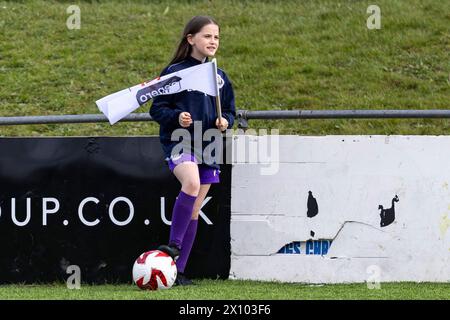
[0,281,448,300]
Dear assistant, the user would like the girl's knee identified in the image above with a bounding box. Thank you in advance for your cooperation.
[182,179,200,196]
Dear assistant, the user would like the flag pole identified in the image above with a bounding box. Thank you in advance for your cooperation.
[212,58,222,125]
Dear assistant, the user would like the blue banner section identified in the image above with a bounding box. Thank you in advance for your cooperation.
[277,240,332,255]
[0,137,231,283]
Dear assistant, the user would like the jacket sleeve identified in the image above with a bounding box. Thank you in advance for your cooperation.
[220,72,236,128]
[149,67,182,128]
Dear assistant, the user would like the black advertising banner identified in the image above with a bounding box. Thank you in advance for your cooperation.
[0,137,231,283]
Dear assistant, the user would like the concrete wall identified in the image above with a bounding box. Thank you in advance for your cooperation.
[230,135,450,283]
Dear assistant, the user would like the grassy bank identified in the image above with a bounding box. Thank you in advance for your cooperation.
[0,0,449,136]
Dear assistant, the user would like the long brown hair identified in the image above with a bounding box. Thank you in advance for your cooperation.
[169,15,219,65]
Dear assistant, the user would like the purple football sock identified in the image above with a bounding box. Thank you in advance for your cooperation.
[177,219,198,273]
[169,191,197,249]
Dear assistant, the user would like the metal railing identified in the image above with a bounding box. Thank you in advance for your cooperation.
[0,110,449,129]
[236,110,450,128]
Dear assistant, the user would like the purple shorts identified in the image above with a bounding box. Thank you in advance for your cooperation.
[167,153,220,184]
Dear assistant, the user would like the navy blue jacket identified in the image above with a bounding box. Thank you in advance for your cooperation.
[150,56,236,168]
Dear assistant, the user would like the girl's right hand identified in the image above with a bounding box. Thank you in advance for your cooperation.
[179,112,192,127]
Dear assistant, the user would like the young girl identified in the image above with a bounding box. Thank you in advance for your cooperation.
[150,16,236,286]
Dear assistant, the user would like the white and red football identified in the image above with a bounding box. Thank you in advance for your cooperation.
[132,250,177,290]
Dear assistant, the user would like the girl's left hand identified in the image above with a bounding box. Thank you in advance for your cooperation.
[215,117,228,131]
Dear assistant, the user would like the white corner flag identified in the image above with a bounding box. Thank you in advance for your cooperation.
[96,60,219,125]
